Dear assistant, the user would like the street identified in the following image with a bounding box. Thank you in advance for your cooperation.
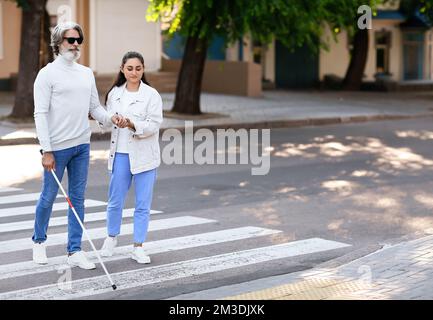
[0,118,432,299]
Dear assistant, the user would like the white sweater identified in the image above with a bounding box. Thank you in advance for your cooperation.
[33,55,111,151]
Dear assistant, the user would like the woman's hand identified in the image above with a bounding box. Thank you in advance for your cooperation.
[111,114,119,124]
[111,114,128,128]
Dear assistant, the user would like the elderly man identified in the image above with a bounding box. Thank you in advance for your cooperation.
[32,22,120,269]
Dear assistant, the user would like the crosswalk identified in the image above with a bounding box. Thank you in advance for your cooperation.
[0,192,63,205]
[0,187,23,194]
[0,186,352,300]
[0,199,107,219]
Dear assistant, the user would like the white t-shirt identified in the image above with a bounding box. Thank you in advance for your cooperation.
[116,90,140,153]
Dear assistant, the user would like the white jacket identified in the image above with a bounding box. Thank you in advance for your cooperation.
[102,82,163,174]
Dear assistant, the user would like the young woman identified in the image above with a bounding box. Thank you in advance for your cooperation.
[99,51,163,264]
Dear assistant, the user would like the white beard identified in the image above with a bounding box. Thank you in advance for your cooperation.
[60,48,81,62]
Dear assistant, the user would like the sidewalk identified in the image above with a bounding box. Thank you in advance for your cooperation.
[170,231,433,300]
[1,90,433,145]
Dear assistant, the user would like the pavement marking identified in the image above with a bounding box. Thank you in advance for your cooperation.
[0,216,216,254]
[0,187,23,193]
[0,208,163,233]
[0,192,65,205]
[0,238,351,300]
[0,199,106,219]
[0,227,281,280]
[0,199,163,219]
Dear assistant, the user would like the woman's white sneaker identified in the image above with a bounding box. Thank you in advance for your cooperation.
[32,242,48,264]
[67,251,96,270]
[131,247,151,264]
[100,236,117,257]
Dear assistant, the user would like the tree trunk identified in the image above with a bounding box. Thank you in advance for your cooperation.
[171,35,208,115]
[342,28,369,91]
[41,7,54,67]
[10,0,47,119]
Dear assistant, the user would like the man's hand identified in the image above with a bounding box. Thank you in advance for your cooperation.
[125,118,135,130]
[42,152,55,171]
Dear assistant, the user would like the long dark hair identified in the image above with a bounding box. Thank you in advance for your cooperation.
[104,51,150,105]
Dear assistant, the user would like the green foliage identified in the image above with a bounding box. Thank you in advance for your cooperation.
[8,0,30,10]
[246,1,327,52]
[400,0,433,22]
[148,0,327,53]
[322,0,382,38]
[147,0,388,54]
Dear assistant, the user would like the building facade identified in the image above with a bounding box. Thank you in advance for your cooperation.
[0,0,161,89]
[320,9,433,83]
[1,0,431,93]
[226,2,433,89]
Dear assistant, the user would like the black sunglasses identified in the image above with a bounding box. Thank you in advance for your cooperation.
[63,37,83,45]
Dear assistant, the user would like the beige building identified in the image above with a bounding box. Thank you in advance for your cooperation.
[1,0,431,94]
[320,11,433,83]
[0,0,21,88]
[0,0,161,90]
[0,0,262,96]
[227,2,433,88]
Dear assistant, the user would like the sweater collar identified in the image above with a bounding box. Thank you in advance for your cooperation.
[54,54,76,68]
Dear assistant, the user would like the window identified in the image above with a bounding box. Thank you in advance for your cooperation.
[252,40,262,64]
[375,31,391,74]
[402,31,425,80]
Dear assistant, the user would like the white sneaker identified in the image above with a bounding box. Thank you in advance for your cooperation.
[100,236,117,257]
[32,242,48,264]
[131,247,151,264]
[67,251,96,270]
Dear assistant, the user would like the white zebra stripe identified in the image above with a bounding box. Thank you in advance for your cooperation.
[0,238,351,300]
[0,187,23,193]
[0,216,215,254]
[0,199,106,219]
[0,208,163,233]
[0,193,65,205]
[0,227,281,280]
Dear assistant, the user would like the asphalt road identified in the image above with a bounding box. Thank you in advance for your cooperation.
[0,118,432,299]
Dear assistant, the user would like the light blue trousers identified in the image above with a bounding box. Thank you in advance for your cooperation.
[107,153,157,243]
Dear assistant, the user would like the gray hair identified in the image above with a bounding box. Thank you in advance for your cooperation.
[50,22,84,56]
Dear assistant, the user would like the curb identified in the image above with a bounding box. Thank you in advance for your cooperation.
[316,244,384,269]
[1,112,433,146]
[312,228,433,271]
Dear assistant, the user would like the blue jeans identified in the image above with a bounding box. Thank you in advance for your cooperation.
[32,144,90,253]
[107,153,157,243]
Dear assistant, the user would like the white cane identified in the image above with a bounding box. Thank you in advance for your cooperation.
[40,150,117,290]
